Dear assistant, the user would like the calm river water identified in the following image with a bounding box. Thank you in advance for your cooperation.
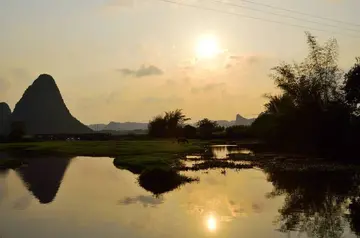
[0,146,359,238]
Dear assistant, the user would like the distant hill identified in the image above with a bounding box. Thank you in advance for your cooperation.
[88,124,107,131]
[105,122,148,131]
[215,114,255,127]
[101,129,147,135]
[235,114,255,126]
[91,114,255,132]
[0,102,11,135]
[11,74,92,134]
[215,120,234,127]
[89,122,148,131]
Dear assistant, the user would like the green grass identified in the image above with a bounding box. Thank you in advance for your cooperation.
[0,140,204,156]
[0,140,206,172]
[0,157,24,169]
[180,160,253,171]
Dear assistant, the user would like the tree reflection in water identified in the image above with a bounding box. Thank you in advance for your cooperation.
[138,168,198,195]
[349,198,360,236]
[264,168,360,238]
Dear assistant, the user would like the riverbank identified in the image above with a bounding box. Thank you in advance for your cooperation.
[2,139,353,173]
[0,139,260,171]
[0,140,205,156]
[0,140,206,171]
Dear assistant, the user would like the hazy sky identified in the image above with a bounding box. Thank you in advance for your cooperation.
[0,0,360,124]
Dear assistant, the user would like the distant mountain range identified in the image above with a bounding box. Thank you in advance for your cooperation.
[89,114,255,131]
[0,73,255,136]
[88,122,148,131]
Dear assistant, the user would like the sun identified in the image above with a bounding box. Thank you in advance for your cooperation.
[206,214,217,232]
[196,34,220,59]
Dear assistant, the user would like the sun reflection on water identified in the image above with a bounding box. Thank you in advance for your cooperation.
[206,214,217,232]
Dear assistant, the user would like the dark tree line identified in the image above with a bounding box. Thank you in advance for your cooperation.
[148,111,254,139]
[148,109,190,138]
[148,111,230,139]
[148,33,360,159]
[250,32,360,158]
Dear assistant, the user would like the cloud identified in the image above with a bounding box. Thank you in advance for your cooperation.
[325,0,342,3]
[105,0,135,8]
[10,68,31,81]
[67,54,276,123]
[118,195,164,207]
[142,95,184,104]
[252,203,264,213]
[228,55,244,60]
[0,77,10,95]
[225,55,264,69]
[0,68,32,96]
[191,82,226,94]
[12,195,33,210]
[165,79,177,86]
[246,56,261,64]
[179,58,198,71]
[118,65,163,77]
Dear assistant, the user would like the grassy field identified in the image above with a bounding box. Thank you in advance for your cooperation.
[0,140,206,171]
[0,140,204,156]
[0,139,262,173]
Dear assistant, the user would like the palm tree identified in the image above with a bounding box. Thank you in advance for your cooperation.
[148,109,190,138]
[197,118,218,138]
[164,109,190,137]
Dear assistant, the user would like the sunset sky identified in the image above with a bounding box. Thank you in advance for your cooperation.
[0,0,360,124]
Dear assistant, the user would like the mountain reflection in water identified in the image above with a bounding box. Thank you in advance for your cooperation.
[0,151,359,238]
[16,156,72,204]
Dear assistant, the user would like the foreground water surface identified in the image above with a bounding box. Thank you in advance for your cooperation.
[0,146,360,238]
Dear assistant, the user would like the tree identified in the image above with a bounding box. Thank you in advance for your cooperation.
[183,125,197,138]
[264,94,295,115]
[251,113,279,141]
[254,32,351,153]
[225,125,251,139]
[164,109,190,137]
[344,57,360,113]
[197,118,218,138]
[148,109,190,138]
[148,116,167,137]
[271,32,343,111]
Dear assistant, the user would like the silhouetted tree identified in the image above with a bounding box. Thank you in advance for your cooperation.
[264,94,295,114]
[271,32,343,109]
[148,116,167,137]
[164,109,190,137]
[344,57,360,114]
[225,125,251,139]
[197,118,218,138]
[148,109,190,138]
[250,113,274,140]
[348,198,360,236]
[183,125,197,138]
[252,32,352,154]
